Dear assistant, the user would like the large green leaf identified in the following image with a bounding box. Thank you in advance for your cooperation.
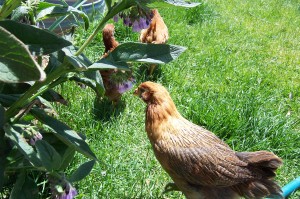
[0,108,6,188]
[46,50,65,74]
[4,124,42,167]
[0,93,19,107]
[41,89,68,105]
[0,82,31,94]
[0,26,46,83]
[61,46,107,97]
[69,160,95,182]
[20,175,39,199]
[107,42,187,64]
[88,58,130,71]
[35,140,62,171]
[0,20,72,55]
[69,75,105,97]
[0,81,3,92]
[10,172,39,199]
[0,118,6,189]
[83,70,105,95]
[31,108,97,160]
[37,96,56,110]
[59,146,75,170]
[0,157,4,189]
[0,0,22,20]
[0,104,4,128]
[4,146,25,169]
[9,171,25,199]
[149,0,201,8]
[36,5,89,30]
[50,45,93,72]
[62,47,89,71]
[37,1,63,11]
[41,133,75,170]
[53,45,129,72]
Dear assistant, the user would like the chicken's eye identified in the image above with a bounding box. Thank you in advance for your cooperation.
[139,88,146,93]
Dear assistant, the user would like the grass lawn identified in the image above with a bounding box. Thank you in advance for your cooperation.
[56,0,300,198]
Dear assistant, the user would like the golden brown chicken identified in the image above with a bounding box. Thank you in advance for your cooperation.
[134,81,283,199]
[102,24,119,58]
[101,24,133,103]
[140,9,169,44]
[140,9,169,75]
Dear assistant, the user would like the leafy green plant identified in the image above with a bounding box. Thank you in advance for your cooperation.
[0,0,199,198]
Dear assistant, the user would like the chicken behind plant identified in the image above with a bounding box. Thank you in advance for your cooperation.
[134,81,283,199]
[102,24,119,57]
[140,9,169,75]
[140,9,169,44]
[100,24,133,103]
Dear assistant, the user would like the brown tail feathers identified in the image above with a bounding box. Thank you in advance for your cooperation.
[233,151,283,198]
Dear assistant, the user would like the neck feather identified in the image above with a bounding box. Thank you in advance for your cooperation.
[145,97,181,142]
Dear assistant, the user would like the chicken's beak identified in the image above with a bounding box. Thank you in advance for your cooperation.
[133,88,139,96]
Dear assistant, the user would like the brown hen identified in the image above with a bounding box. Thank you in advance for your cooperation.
[102,24,119,58]
[101,24,133,103]
[140,9,169,75]
[140,9,169,44]
[134,81,283,199]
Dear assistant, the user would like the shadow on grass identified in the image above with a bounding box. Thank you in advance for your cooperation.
[92,97,126,122]
[136,63,163,83]
[125,189,183,199]
[184,2,218,26]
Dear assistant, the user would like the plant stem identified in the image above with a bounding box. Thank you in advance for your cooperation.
[28,74,70,104]
[75,0,134,56]
[105,0,112,10]
[5,65,69,120]
[74,15,110,56]
[11,74,70,123]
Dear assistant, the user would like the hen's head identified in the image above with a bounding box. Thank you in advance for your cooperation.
[134,81,172,104]
[151,9,159,17]
[103,24,115,39]
[102,24,118,53]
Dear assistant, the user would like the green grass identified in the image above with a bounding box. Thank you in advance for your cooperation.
[56,0,300,198]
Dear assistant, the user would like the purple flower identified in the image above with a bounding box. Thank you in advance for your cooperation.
[132,20,141,32]
[29,138,36,146]
[117,80,134,94]
[139,17,149,29]
[118,13,124,18]
[113,15,119,22]
[58,184,77,199]
[50,179,78,199]
[123,17,132,26]
[29,132,43,146]
[36,132,43,140]
[118,6,153,31]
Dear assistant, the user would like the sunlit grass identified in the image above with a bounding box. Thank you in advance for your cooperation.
[56,0,300,198]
